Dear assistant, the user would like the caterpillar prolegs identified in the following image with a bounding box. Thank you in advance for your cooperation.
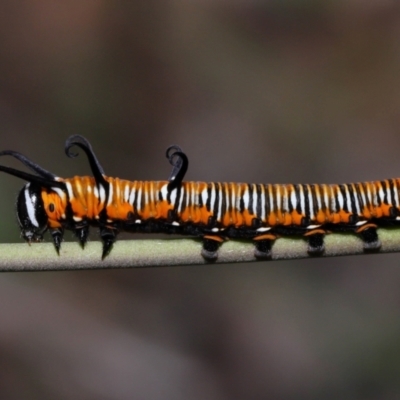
[0,135,395,260]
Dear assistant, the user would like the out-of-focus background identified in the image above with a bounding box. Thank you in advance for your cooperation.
[0,1,400,399]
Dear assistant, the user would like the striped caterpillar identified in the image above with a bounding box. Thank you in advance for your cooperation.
[0,135,395,259]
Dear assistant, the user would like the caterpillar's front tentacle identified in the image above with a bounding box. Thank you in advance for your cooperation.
[0,165,63,188]
[0,150,56,179]
[50,228,64,255]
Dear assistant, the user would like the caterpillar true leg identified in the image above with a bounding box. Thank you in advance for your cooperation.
[50,228,64,254]
[100,226,118,259]
[74,224,89,249]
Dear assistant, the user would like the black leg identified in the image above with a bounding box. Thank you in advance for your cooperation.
[307,233,325,255]
[254,239,272,259]
[50,228,64,255]
[360,227,381,251]
[100,227,118,259]
[201,238,220,260]
[75,225,89,248]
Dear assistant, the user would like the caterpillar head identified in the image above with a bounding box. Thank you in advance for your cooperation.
[16,183,48,243]
[0,136,106,256]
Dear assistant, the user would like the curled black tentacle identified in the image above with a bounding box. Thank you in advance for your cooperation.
[65,135,106,185]
[0,150,56,180]
[166,145,188,191]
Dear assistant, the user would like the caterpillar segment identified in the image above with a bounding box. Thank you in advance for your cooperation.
[0,135,399,260]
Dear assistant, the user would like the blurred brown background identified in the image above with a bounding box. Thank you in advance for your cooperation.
[0,1,400,399]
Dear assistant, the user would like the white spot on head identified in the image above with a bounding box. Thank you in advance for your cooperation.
[172,221,180,226]
[73,216,82,222]
[256,227,271,233]
[211,227,219,232]
[51,187,65,199]
[24,184,39,228]
[135,219,141,224]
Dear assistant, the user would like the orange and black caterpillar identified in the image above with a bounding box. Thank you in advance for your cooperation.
[0,135,397,259]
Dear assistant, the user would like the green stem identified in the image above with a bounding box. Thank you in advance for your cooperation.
[0,227,399,271]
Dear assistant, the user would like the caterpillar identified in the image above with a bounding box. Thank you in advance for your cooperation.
[0,135,396,260]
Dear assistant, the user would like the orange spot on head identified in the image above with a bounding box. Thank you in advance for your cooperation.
[41,190,66,229]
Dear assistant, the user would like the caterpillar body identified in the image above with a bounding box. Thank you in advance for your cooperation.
[0,135,396,259]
